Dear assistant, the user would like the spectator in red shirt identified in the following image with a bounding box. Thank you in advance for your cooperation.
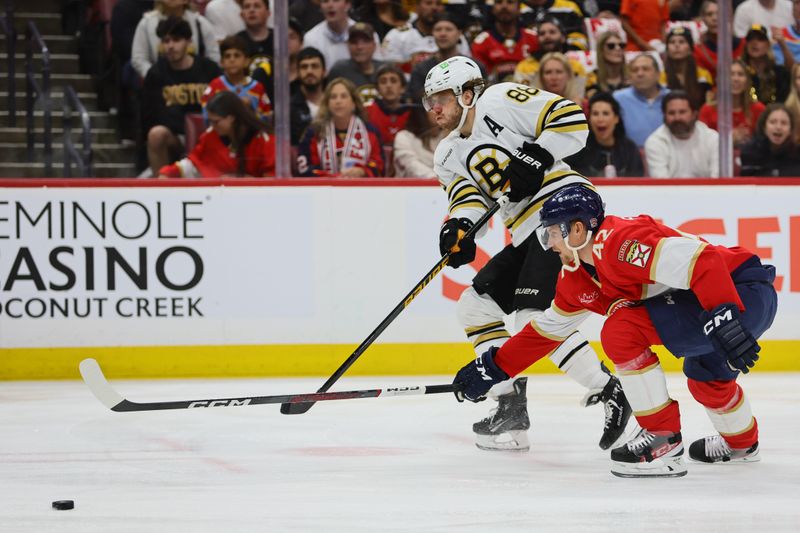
[366,64,410,146]
[699,59,766,147]
[159,91,275,177]
[470,0,539,82]
[297,77,385,177]
[620,0,669,51]
[694,0,746,84]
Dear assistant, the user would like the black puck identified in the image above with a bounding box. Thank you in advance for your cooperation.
[52,500,74,510]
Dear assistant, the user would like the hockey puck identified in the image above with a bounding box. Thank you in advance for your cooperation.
[52,500,74,510]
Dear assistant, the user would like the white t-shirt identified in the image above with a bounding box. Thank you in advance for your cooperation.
[644,122,720,178]
[303,19,385,71]
[733,0,793,38]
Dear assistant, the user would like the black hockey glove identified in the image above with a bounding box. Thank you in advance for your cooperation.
[503,142,554,203]
[439,217,476,268]
[452,347,509,403]
[702,303,761,374]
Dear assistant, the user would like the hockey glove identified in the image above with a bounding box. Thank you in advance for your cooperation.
[439,217,477,268]
[452,347,509,402]
[503,142,554,203]
[702,303,761,374]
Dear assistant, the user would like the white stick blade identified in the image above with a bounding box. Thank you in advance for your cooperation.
[79,358,124,410]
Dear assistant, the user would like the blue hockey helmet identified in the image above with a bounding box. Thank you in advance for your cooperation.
[537,186,605,269]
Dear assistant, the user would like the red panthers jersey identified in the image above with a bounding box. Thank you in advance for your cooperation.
[493,214,756,377]
[470,27,539,81]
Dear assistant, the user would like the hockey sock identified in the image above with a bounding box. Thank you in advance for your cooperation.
[616,348,681,433]
[687,379,758,449]
[549,332,610,391]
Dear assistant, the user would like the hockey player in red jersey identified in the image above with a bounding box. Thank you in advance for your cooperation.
[453,185,777,477]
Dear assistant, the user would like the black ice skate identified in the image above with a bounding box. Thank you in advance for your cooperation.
[610,428,687,478]
[688,435,760,463]
[581,375,633,450]
[473,377,530,452]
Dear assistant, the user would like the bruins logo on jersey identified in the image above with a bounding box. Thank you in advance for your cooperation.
[466,144,512,193]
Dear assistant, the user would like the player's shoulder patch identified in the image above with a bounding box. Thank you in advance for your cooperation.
[619,240,653,268]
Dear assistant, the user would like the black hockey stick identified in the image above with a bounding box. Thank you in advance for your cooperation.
[280,197,507,415]
[79,358,458,412]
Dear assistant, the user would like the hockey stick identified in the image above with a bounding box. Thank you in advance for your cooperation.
[280,197,507,415]
[79,358,458,412]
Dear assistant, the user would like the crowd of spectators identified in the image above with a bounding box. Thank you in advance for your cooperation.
[102,0,800,178]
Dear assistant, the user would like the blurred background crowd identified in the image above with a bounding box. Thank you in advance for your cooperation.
[4,0,800,178]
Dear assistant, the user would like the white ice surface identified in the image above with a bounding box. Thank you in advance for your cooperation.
[2,373,800,532]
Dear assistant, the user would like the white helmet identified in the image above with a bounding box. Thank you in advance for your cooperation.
[422,57,485,132]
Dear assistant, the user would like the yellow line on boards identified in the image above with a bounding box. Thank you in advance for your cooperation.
[1,341,798,379]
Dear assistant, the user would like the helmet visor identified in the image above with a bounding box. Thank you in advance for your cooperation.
[536,222,568,250]
[422,91,454,112]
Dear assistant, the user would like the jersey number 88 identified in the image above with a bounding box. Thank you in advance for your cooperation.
[505,86,539,103]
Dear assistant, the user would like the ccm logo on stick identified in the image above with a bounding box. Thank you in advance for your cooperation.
[188,399,252,408]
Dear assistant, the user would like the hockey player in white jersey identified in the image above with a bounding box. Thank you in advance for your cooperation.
[424,56,631,452]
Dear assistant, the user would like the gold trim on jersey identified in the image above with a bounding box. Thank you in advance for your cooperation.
[648,239,667,281]
[718,418,756,437]
[686,242,708,287]
[530,318,568,342]
[634,398,674,417]
[535,97,563,137]
[553,302,587,317]
[465,321,506,335]
[472,330,512,347]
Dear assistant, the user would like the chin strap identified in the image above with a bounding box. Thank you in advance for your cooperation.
[561,230,593,272]
[456,93,477,134]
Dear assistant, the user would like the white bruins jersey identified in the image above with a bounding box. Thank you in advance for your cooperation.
[434,82,591,246]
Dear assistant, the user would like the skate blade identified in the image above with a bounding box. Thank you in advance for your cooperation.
[475,430,530,452]
[610,456,687,478]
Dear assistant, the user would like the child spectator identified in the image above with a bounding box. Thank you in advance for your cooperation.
[142,17,222,176]
[699,59,765,147]
[740,103,800,175]
[586,31,629,98]
[327,22,387,105]
[202,35,271,123]
[564,92,644,177]
[694,0,746,83]
[620,0,669,51]
[160,91,275,177]
[131,0,220,79]
[661,26,713,109]
[393,105,446,177]
[743,25,791,104]
[297,77,384,177]
[366,64,410,147]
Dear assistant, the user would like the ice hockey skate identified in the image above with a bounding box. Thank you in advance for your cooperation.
[688,435,761,464]
[610,428,687,478]
[473,377,530,451]
[581,374,632,450]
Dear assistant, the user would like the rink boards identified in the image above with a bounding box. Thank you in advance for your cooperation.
[1,178,799,379]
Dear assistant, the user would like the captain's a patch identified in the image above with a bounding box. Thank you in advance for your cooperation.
[624,241,652,268]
